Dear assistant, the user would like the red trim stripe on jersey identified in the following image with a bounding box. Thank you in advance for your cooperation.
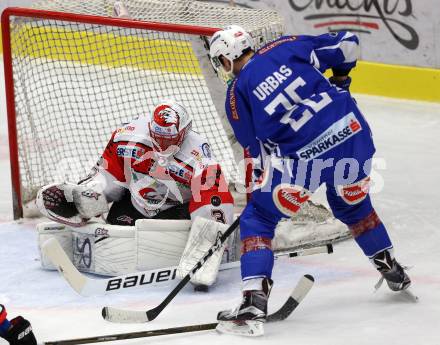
[229,78,240,120]
[173,156,195,172]
[258,36,297,55]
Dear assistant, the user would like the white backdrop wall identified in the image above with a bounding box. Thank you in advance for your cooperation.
[2,0,440,68]
[0,0,33,13]
[214,0,440,69]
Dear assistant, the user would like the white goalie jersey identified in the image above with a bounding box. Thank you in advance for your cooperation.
[36,111,237,285]
[84,113,234,224]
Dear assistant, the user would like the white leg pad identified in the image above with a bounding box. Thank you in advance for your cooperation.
[135,219,191,271]
[177,217,229,286]
[37,222,73,270]
[71,223,137,276]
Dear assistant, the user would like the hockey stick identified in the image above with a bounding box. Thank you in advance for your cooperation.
[43,235,332,297]
[42,275,314,345]
[102,216,241,322]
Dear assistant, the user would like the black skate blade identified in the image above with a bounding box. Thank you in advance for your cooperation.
[194,284,209,292]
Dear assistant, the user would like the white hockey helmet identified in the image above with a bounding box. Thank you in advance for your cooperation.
[148,100,192,154]
[209,25,255,83]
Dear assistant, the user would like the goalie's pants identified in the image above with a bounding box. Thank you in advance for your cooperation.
[106,190,190,226]
[240,157,393,281]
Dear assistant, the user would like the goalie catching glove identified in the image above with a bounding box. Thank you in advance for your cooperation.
[36,181,109,227]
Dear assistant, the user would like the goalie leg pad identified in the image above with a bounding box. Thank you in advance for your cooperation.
[177,217,230,286]
[135,219,191,271]
[37,222,73,270]
[71,223,137,276]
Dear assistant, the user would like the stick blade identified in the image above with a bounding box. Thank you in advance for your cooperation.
[267,274,314,322]
[42,238,87,295]
[102,306,150,323]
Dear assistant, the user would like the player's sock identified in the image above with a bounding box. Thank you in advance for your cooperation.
[371,249,411,291]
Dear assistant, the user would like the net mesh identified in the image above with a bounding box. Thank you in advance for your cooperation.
[7,0,284,205]
[31,0,284,41]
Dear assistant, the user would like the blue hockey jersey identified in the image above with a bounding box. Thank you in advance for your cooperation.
[225,31,375,166]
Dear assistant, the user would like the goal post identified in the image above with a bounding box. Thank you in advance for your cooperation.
[2,2,284,219]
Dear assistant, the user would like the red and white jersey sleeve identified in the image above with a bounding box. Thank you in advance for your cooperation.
[186,143,234,225]
[82,130,128,202]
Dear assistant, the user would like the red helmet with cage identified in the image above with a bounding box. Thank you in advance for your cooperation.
[149,100,192,154]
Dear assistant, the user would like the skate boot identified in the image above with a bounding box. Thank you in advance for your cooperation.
[372,250,411,291]
[216,278,273,337]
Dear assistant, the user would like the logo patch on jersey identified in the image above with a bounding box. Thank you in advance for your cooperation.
[191,149,202,161]
[168,163,192,181]
[338,176,370,205]
[81,190,101,200]
[116,215,134,225]
[201,143,212,158]
[116,125,135,134]
[117,145,145,160]
[95,228,109,238]
[139,187,162,204]
[211,195,222,207]
[273,184,311,217]
[296,112,362,161]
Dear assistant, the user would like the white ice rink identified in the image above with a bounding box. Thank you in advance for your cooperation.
[1,58,440,344]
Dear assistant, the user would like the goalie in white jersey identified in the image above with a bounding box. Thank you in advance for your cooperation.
[36,100,235,287]
[38,99,233,226]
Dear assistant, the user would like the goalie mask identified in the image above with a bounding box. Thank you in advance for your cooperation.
[149,100,192,155]
[209,25,255,83]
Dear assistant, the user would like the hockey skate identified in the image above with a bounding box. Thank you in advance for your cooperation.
[216,278,272,337]
[372,250,411,292]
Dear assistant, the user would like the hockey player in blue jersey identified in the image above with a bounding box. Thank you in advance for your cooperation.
[209,25,411,336]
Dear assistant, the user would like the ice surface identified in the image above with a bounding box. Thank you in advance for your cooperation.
[1,59,440,344]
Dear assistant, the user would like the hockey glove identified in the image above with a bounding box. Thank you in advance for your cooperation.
[41,184,79,218]
[329,76,352,91]
[0,305,37,345]
[2,317,37,345]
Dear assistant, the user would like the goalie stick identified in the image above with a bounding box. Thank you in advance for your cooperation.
[43,235,332,297]
[102,215,238,323]
[45,216,240,300]
[42,274,314,345]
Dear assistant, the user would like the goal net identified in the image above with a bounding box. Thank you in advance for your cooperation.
[3,0,283,218]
